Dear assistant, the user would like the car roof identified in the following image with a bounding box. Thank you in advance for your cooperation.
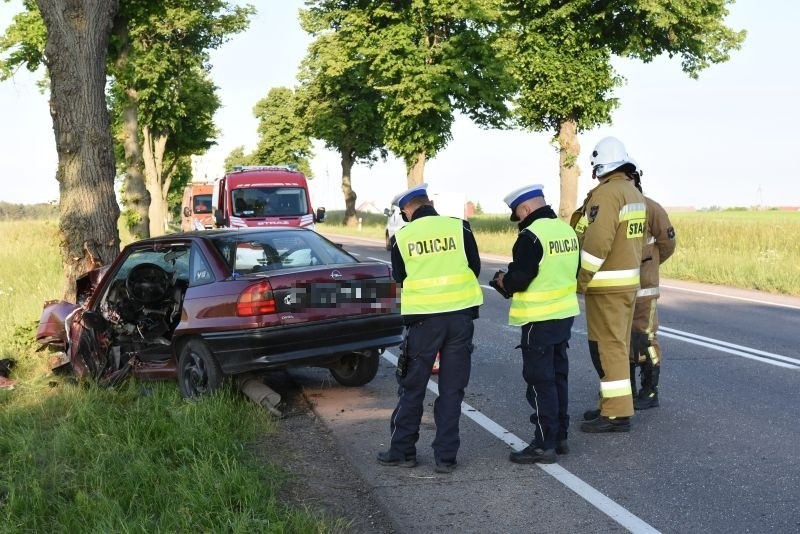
[137,227,315,243]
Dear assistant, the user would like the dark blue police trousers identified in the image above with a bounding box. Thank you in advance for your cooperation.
[389,313,474,464]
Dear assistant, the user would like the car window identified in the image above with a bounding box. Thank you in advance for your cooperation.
[113,247,190,282]
[231,187,308,217]
[190,245,214,286]
[211,230,357,275]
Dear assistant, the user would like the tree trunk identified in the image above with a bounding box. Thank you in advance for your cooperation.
[406,152,426,187]
[121,90,150,238]
[557,117,581,221]
[142,125,169,237]
[37,0,121,302]
[340,149,358,227]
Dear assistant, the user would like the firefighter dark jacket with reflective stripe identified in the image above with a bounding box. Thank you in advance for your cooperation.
[571,172,646,294]
[394,206,482,317]
[508,215,580,325]
[638,196,676,298]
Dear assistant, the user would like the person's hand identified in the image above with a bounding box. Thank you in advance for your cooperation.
[489,269,511,299]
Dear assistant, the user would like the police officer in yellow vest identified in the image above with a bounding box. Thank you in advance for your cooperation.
[627,160,676,410]
[571,137,646,432]
[491,184,580,463]
[377,183,482,474]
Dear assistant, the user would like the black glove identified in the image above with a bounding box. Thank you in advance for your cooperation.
[489,269,511,299]
[630,331,650,363]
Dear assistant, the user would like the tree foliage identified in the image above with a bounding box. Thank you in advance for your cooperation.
[304,0,511,184]
[249,87,314,177]
[500,0,745,218]
[297,6,388,224]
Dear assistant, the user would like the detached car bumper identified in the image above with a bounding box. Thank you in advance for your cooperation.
[200,314,403,374]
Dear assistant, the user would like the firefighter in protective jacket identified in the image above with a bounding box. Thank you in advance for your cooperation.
[571,136,645,433]
[627,161,676,410]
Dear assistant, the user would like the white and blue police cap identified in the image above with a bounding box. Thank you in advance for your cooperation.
[391,182,429,208]
[503,184,545,221]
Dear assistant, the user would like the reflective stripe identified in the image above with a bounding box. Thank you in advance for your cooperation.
[511,284,577,303]
[648,346,660,366]
[401,284,483,307]
[619,203,646,221]
[601,379,632,398]
[587,268,640,288]
[636,287,659,298]
[580,250,604,272]
[509,299,577,322]
[403,272,476,291]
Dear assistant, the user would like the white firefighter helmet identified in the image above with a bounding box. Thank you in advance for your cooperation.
[590,136,630,178]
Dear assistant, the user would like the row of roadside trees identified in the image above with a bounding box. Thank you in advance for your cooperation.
[0,1,743,299]
[238,0,744,226]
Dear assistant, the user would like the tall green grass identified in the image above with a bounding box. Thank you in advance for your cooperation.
[320,209,800,295]
[0,220,338,532]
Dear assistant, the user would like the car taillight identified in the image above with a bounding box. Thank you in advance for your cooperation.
[236,280,276,316]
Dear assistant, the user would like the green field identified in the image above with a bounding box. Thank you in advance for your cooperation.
[320,209,800,296]
[0,220,338,532]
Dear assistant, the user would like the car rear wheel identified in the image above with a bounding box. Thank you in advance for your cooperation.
[178,339,223,398]
[329,351,380,387]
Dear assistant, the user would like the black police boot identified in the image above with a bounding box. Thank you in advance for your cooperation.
[434,458,457,474]
[555,439,569,455]
[377,450,417,468]
[580,416,631,433]
[509,445,556,464]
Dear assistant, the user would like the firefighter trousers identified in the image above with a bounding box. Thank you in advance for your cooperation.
[585,291,636,417]
[631,296,661,389]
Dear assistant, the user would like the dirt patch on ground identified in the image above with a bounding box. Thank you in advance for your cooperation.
[250,372,395,533]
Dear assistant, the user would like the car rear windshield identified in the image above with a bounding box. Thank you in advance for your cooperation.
[210,230,357,275]
[231,187,308,217]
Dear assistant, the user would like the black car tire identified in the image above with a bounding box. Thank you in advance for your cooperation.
[384,231,392,251]
[178,339,223,398]
[329,351,380,387]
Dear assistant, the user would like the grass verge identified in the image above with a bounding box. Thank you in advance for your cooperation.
[319,210,800,296]
[0,220,338,532]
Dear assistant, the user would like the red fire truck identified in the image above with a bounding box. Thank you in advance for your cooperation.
[212,166,326,229]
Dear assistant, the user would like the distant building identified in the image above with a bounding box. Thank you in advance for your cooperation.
[357,201,383,214]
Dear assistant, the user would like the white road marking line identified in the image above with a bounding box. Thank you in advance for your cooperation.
[381,350,660,534]
[366,256,391,264]
[660,327,800,365]
[661,284,800,311]
[658,328,799,369]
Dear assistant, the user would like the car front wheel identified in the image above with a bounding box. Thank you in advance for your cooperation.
[178,339,223,398]
[329,351,380,387]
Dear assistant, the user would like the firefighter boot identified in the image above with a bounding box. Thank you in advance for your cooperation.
[634,364,659,410]
[580,416,631,433]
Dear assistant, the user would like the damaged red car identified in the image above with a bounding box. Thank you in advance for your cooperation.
[37,228,403,397]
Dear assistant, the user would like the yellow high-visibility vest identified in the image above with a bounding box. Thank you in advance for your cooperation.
[509,218,580,325]
[397,216,483,315]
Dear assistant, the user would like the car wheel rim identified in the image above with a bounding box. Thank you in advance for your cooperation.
[183,352,208,395]
[334,354,358,378]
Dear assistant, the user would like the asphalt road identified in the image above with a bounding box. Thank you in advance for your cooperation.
[286,233,800,533]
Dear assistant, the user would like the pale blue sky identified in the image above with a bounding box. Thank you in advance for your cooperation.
[2,0,798,212]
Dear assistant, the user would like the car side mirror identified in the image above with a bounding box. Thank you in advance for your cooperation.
[214,208,225,227]
[183,206,191,217]
[315,207,326,223]
[383,208,391,217]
